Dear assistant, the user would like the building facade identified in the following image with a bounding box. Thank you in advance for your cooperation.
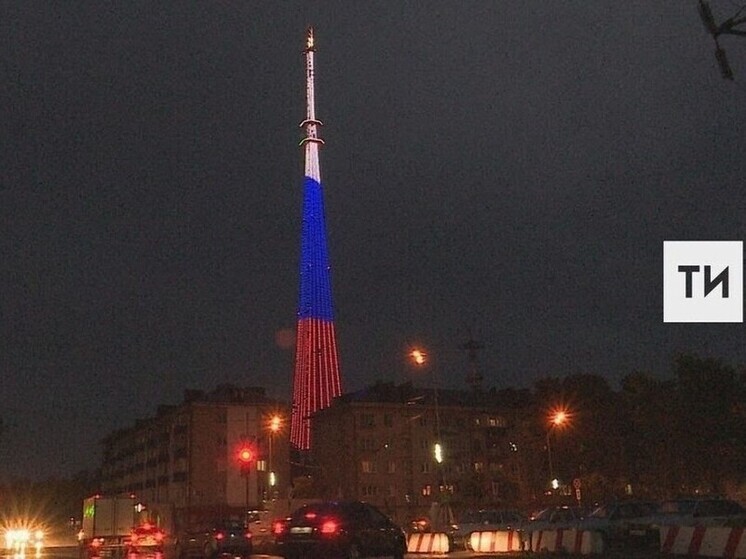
[99,385,290,510]
[310,382,530,525]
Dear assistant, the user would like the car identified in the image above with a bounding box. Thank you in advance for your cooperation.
[447,509,525,550]
[578,501,658,549]
[126,522,165,555]
[274,500,407,559]
[522,505,589,551]
[651,497,746,527]
[177,518,252,559]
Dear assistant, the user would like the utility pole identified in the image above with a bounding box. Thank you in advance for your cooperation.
[698,0,746,80]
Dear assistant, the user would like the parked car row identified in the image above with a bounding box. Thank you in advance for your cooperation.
[440,497,746,552]
[167,496,743,559]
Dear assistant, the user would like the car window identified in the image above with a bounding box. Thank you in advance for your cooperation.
[364,504,391,527]
[617,503,650,518]
[217,520,246,531]
[696,500,743,516]
[659,500,695,515]
[504,512,522,523]
[532,508,551,521]
[483,512,501,524]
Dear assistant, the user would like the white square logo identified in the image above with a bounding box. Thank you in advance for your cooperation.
[663,241,743,323]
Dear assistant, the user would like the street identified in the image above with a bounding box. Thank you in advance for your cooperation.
[3,545,675,559]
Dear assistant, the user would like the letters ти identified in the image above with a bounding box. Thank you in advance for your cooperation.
[677,265,729,298]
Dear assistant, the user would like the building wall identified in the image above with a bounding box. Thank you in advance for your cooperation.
[311,392,525,525]
[99,387,290,513]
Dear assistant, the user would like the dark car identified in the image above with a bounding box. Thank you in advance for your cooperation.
[651,497,746,527]
[578,501,658,549]
[274,501,407,559]
[177,519,252,559]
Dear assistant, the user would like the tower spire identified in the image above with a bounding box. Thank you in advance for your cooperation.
[290,28,343,452]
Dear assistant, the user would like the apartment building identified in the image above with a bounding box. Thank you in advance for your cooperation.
[310,382,529,525]
[99,384,290,510]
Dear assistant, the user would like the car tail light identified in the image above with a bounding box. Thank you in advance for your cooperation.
[304,512,317,520]
[155,531,164,542]
[91,538,104,548]
[244,532,252,539]
[130,533,138,544]
[215,532,225,540]
[320,520,339,535]
[272,520,286,535]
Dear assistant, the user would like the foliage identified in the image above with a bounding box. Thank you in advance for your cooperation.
[533,353,746,503]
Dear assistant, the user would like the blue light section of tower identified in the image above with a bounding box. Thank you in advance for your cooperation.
[297,176,334,321]
[291,28,343,451]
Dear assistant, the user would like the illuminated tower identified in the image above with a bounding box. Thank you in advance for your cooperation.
[290,28,342,451]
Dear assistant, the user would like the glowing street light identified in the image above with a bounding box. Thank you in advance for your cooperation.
[408,347,443,466]
[267,414,283,490]
[546,407,571,488]
[410,348,427,366]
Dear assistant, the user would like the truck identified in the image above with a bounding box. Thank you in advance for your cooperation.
[79,495,149,558]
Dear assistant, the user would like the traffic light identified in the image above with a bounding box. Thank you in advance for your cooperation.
[237,446,255,476]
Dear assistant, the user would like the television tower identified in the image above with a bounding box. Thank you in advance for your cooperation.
[290,28,343,452]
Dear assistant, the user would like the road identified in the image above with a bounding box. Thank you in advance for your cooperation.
[5,545,673,559]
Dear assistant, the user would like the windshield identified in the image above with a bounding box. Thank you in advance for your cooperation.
[658,500,696,515]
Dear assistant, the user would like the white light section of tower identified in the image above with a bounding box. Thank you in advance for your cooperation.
[300,27,324,182]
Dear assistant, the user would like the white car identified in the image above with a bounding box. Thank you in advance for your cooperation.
[522,506,589,551]
[448,509,524,550]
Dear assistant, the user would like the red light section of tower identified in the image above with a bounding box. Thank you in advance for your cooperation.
[291,319,342,449]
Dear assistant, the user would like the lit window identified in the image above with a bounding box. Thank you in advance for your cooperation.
[387,461,396,474]
[421,485,432,496]
[361,461,376,474]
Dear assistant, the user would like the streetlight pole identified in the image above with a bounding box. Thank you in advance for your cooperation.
[545,409,569,490]
[410,347,449,529]
[268,415,282,496]
[410,349,443,468]
[546,429,555,484]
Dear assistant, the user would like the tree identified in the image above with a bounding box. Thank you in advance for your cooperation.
[670,353,745,494]
[620,371,677,499]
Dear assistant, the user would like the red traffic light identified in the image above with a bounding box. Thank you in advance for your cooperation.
[238,447,254,463]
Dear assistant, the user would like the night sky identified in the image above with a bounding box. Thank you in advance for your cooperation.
[2,2,745,480]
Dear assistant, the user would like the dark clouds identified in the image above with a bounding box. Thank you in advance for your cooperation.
[1,1,745,479]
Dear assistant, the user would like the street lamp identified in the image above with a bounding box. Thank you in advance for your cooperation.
[546,408,570,488]
[409,346,456,531]
[267,414,283,492]
[409,348,442,465]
